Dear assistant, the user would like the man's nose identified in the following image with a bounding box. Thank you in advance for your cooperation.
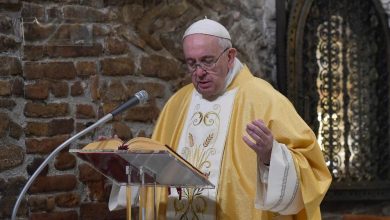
[193,65,207,77]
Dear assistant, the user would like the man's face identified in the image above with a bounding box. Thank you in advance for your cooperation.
[183,34,234,101]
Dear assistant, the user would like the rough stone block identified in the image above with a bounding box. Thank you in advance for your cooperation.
[123,103,160,122]
[92,24,110,38]
[46,44,103,58]
[76,104,96,119]
[49,24,92,45]
[117,25,146,49]
[0,81,15,100]
[50,81,69,97]
[24,62,76,80]
[100,79,127,102]
[122,4,144,24]
[160,32,184,61]
[24,81,49,100]
[101,57,134,76]
[23,22,56,42]
[28,195,55,212]
[113,122,133,140]
[54,152,76,171]
[70,81,84,96]
[0,99,16,110]
[0,14,13,34]
[23,45,45,61]
[26,135,69,154]
[0,80,12,96]
[21,2,45,20]
[24,119,74,137]
[11,77,24,96]
[47,6,62,21]
[90,75,100,101]
[76,61,97,77]
[137,30,163,51]
[24,121,50,137]
[0,112,10,137]
[106,37,128,54]
[124,80,166,99]
[0,144,24,171]
[24,102,69,118]
[63,5,108,22]
[9,121,23,139]
[29,175,77,193]
[49,118,74,136]
[0,35,18,52]
[55,193,80,208]
[80,0,104,8]
[140,54,183,80]
[0,56,22,76]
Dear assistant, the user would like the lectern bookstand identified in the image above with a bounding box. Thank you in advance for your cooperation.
[70,137,214,220]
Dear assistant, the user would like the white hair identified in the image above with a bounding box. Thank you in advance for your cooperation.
[218,37,232,49]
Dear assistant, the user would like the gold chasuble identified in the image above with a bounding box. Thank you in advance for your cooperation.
[146,66,331,220]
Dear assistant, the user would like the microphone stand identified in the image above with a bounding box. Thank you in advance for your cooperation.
[12,90,148,219]
[11,114,113,220]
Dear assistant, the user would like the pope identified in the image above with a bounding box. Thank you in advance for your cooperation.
[109,18,332,220]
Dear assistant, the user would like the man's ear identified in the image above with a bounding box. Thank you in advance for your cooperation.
[227,48,237,68]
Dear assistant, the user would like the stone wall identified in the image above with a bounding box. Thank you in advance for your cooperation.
[0,0,275,219]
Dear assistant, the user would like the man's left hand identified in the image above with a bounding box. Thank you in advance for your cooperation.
[243,119,273,165]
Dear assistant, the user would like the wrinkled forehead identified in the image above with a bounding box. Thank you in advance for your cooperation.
[183,34,222,57]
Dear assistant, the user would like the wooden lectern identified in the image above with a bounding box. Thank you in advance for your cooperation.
[70,137,214,220]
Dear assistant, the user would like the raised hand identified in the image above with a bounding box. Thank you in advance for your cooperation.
[242,119,273,165]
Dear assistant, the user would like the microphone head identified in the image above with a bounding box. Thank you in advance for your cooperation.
[135,90,149,104]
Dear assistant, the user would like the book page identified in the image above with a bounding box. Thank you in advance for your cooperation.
[83,138,124,151]
[125,137,170,152]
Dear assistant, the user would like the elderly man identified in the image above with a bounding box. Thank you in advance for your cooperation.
[110,18,331,220]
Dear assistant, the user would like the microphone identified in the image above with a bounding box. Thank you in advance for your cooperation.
[111,90,149,116]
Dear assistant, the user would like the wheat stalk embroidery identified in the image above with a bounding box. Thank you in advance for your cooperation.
[203,133,214,148]
[188,133,194,147]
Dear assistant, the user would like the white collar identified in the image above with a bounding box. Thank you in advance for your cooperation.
[224,57,243,90]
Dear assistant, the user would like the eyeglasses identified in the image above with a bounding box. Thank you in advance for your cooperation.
[186,47,230,74]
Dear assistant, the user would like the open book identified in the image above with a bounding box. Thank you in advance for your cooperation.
[70,137,214,188]
[82,137,170,151]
